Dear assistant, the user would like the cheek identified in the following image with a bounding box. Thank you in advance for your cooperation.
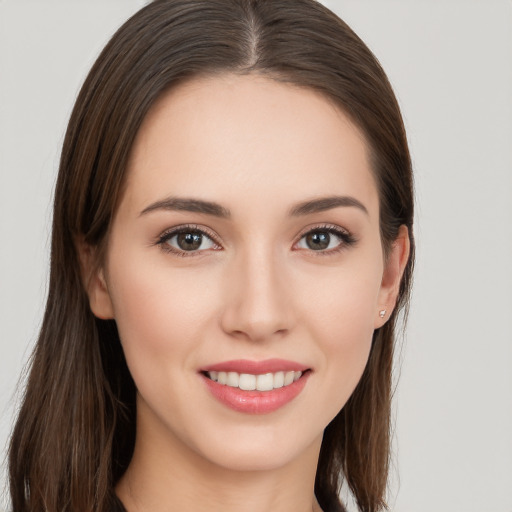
[314,284,375,370]
[105,250,220,372]
[296,258,382,412]
[300,260,382,349]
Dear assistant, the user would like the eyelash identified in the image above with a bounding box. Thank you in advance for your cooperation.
[155,223,357,257]
[295,224,357,256]
[156,224,220,257]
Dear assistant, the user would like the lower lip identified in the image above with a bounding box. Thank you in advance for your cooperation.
[202,372,310,414]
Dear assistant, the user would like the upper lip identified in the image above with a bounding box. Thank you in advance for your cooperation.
[200,358,310,374]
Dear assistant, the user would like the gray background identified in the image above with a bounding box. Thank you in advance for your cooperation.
[1,1,511,510]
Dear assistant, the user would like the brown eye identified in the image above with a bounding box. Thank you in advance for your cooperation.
[296,226,356,254]
[304,232,331,250]
[176,232,203,251]
[159,228,218,254]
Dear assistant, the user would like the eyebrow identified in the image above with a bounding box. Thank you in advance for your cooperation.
[140,197,231,218]
[139,195,368,218]
[289,195,368,217]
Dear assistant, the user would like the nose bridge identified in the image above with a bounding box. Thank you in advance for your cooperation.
[220,242,294,342]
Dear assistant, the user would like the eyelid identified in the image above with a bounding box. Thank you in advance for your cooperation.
[293,223,357,254]
[155,224,222,256]
[154,222,356,257]
[295,223,351,239]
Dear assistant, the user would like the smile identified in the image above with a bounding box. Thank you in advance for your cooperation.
[206,370,302,391]
[200,359,311,414]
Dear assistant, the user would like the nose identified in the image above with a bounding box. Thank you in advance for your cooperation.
[219,248,295,343]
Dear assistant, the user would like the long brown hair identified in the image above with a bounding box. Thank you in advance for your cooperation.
[8,1,414,511]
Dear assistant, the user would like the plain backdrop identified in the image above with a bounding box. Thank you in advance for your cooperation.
[1,1,511,511]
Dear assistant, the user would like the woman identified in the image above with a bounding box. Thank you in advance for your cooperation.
[8,1,414,511]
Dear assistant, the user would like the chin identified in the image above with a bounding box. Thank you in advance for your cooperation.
[187,423,323,473]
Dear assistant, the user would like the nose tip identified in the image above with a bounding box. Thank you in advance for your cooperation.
[219,256,294,343]
[227,317,288,343]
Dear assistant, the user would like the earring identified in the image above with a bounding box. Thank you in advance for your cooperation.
[379,310,386,318]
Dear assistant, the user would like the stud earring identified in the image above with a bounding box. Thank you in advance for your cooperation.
[379,310,386,318]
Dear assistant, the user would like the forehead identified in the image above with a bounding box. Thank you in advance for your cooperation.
[122,73,379,219]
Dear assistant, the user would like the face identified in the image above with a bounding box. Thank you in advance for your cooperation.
[87,74,406,473]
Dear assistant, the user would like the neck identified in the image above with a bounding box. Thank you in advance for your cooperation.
[116,398,323,512]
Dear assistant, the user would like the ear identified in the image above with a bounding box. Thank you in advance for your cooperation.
[375,225,410,328]
[76,237,115,320]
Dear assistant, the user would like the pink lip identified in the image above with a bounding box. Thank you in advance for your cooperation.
[200,359,311,414]
[201,358,309,374]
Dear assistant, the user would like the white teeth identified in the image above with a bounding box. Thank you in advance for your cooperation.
[284,371,295,386]
[256,373,274,391]
[238,373,256,391]
[207,370,304,391]
[226,372,239,387]
[239,373,256,390]
[273,371,284,388]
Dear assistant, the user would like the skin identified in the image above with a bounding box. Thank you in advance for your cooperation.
[84,74,409,512]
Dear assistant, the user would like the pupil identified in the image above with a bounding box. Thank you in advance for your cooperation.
[307,232,330,250]
[177,232,202,251]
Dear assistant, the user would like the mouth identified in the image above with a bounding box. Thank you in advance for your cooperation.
[202,369,308,391]
[199,359,311,414]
